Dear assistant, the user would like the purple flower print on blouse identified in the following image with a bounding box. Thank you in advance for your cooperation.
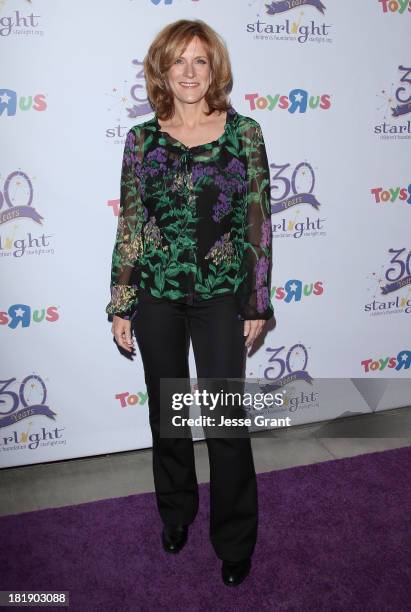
[125,130,135,150]
[260,218,272,248]
[144,147,168,176]
[226,157,246,178]
[145,166,159,178]
[123,131,136,168]
[214,173,230,192]
[214,173,245,196]
[255,256,269,288]
[146,146,167,164]
[106,109,274,322]
[123,129,145,174]
[139,177,145,199]
[123,132,144,185]
[212,193,232,223]
[192,163,217,184]
[256,286,269,314]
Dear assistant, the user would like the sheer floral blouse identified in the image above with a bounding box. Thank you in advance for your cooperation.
[105,105,274,322]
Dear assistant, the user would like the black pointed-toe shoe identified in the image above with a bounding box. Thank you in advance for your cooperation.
[161,524,188,554]
[221,557,252,586]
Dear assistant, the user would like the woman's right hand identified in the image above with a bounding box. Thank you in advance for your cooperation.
[112,315,135,352]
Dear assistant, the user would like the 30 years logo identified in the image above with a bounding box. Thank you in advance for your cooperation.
[365,247,411,316]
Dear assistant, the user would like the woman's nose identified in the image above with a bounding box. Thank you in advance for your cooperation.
[183,63,195,78]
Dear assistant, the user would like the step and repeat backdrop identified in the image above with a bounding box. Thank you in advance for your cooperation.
[2,0,411,467]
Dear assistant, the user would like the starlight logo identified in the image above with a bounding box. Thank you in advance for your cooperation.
[245,90,331,113]
[361,350,411,373]
[0,374,56,430]
[236,342,319,424]
[374,65,411,139]
[0,169,54,258]
[268,158,327,239]
[247,0,332,44]
[249,342,319,416]
[0,230,54,257]
[266,0,326,14]
[365,247,411,316]
[105,59,152,144]
[260,342,314,388]
[0,305,59,327]
[379,247,411,295]
[0,170,43,225]
[377,0,411,13]
[0,3,43,38]
[0,89,46,116]
[370,183,411,206]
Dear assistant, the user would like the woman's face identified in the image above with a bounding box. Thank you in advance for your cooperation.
[166,35,212,106]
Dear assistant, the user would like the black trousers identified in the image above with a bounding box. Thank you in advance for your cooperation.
[131,290,258,562]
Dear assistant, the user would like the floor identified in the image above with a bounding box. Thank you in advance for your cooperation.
[0,406,410,517]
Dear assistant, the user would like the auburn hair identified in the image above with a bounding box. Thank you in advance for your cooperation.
[143,19,233,120]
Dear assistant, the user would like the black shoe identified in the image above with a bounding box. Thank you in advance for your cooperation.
[221,557,252,586]
[161,524,188,554]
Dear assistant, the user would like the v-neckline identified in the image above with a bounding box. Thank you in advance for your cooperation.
[155,107,234,151]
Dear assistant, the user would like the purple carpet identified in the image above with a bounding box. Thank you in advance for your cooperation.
[1,446,410,611]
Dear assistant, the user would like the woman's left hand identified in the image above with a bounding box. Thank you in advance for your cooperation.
[243,319,265,349]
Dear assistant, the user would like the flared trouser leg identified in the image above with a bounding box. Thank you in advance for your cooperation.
[132,293,199,526]
[187,295,258,562]
[132,292,258,562]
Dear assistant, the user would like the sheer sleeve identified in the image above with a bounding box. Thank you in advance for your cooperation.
[237,121,274,321]
[105,126,145,320]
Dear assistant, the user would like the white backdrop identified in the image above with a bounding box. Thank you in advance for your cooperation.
[1,0,410,467]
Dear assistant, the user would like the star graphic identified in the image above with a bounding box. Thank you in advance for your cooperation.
[0,92,11,104]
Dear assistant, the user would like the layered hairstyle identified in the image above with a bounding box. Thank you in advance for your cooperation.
[143,19,233,120]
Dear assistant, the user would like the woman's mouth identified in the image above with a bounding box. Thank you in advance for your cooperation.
[179,82,199,88]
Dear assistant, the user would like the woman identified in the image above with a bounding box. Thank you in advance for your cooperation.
[106,19,274,587]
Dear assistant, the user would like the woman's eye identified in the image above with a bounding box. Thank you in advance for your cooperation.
[174,58,207,64]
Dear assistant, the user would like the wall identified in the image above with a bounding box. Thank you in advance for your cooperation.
[1,0,410,467]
